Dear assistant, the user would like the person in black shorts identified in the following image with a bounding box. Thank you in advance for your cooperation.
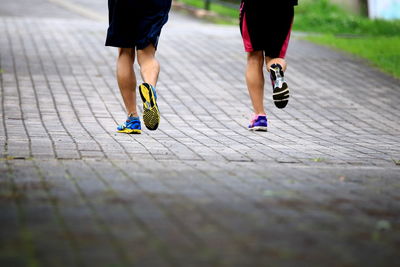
[106,0,172,134]
[240,0,297,131]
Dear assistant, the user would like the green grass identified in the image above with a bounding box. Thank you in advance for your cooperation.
[307,35,400,78]
[294,0,400,36]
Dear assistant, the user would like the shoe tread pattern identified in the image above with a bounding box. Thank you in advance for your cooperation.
[139,83,160,130]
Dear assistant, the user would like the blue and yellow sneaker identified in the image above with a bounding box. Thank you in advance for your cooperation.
[139,83,160,131]
[270,63,289,109]
[117,116,141,134]
[248,114,268,131]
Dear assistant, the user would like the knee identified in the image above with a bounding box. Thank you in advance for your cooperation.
[118,48,135,59]
[247,51,264,65]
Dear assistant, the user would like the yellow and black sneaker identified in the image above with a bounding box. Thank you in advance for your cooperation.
[139,83,160,130]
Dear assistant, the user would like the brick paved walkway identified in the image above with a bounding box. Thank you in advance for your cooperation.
[1,1,399,266]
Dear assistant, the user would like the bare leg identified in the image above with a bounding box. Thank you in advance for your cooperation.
[117,48,138,117]
[266,57,287,71]
[246,51,266,115]
[137,44,160,86]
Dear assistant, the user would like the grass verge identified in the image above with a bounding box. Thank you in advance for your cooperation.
[294,0,400,36]
[306,35,400,78]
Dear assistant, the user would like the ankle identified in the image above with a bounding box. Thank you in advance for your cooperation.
[267,59,287,71]
[128,112,139,118]
[253,112,266,117]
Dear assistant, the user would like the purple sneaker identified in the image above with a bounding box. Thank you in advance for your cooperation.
[248,114,268,131]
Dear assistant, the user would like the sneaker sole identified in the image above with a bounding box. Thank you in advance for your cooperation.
[139,83,160,131]
[117,129,141,134]
[248,126,268,132]
[273,82,289,109]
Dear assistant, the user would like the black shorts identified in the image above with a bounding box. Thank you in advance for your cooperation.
[239,0,295,58]
[106,0,172,49]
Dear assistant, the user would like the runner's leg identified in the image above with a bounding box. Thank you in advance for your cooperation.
[137,44,160,86]
[246,51,266,115]
[117,48,138,117]
[137,43,161,131]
